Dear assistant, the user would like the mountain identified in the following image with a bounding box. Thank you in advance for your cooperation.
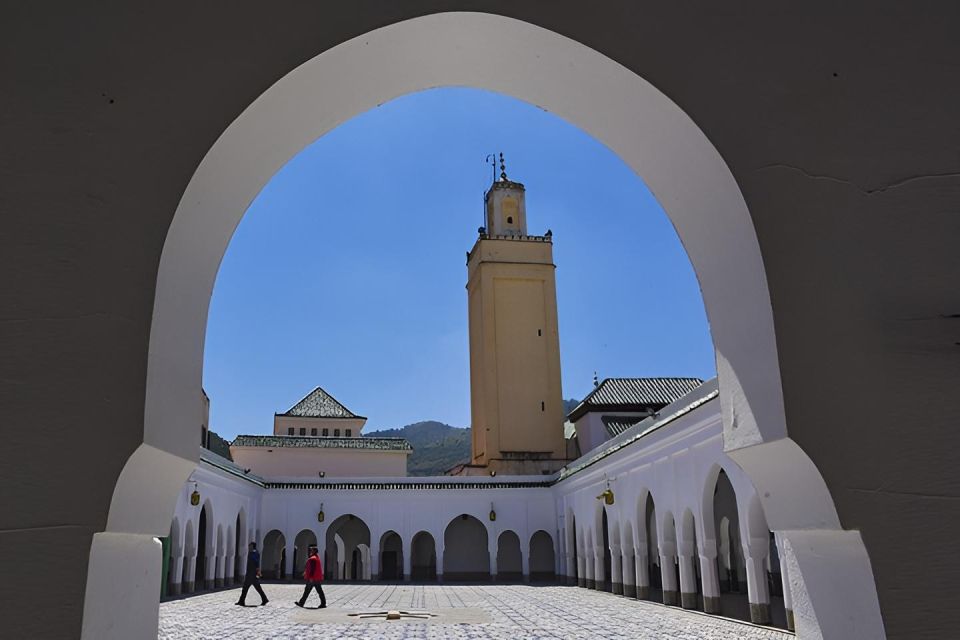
[367,421,471,476]
[368,400,579,476]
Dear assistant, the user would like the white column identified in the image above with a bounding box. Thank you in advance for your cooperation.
[521,544,531,583]
[699,543,721,614]
[204,546,216,589]
[489,546,498,582]
[621,547,636,598]
[214,553,226,588]
[183,555,197,593]
[776,534,795,631]
[236,550,247,584]
[744,540,771,625]
[584,550,595,589]
[565,553,575,585]
[610,544,623,594]
[678,552,697,609]
[369,546,379,581]
[659,553,678,606]
[403,543,412,582]
[435,539,444,582]
[168,553,184,596]
[284,543,295,581]
[635,549,650,599]
[224,550,235,585]
[593,548,605,590]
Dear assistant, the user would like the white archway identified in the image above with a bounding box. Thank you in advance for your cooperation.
[82,11,884,640]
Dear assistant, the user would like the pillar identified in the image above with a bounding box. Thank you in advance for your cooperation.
[284,543,295,582]
[622,548,637,598]
[521,546,531,583]
[744,541,771,625]
[659,553,678,606]
[435,540,444,583]
[236,550,247,585]
[610,545,623,595]
[182,554,196,593]
[565,553,576,586]
[224,550,235,586]
[699,544,721,614]
[369,546,380,582]
[635,550,650,599]
[402,545,412,582]
[577,553,586,588]
[592,548,604,590]
[168,553,184,596]
[678,552,698,609]
[584,550,595,590]
[214,553,225,588]
[776,534,795,631]
[204,546,216,590]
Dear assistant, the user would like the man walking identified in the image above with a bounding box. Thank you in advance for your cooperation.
[295,545,326,608]
[236,541,269,606]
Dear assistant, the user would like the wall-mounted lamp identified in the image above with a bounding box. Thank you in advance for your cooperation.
[190,482,201,506]
[489,469,497,477]
[596,476,615,505]
[317,502,325,523]
[489,502,497,521]
[318,471,325,478]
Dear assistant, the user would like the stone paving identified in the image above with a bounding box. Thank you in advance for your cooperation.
[159,583,794,639]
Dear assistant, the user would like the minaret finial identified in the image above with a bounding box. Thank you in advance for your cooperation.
[593,371,599,387]
[499,152,507,181]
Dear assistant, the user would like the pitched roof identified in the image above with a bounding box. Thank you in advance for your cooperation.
[231,435,411,452]
[601,415,645,438]
[277,386,364,419]
[568,377,704,422]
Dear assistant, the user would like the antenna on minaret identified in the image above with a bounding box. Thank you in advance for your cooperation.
[499,152,507,181]
[485,153,497,184]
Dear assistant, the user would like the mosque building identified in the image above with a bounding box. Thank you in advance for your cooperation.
[164,168,795,631]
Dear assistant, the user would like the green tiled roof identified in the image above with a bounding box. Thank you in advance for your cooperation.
[232,435,412,451]
[278,386,363,419]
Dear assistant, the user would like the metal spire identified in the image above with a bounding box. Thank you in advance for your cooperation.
[499,152,507,181]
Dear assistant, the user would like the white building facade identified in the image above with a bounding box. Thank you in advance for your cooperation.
[166,379,794,630]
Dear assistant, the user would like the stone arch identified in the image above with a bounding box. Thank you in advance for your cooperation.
[261,529,285,580]
[410,531,437,581]
[324,514,370,581]
[496,530,522,581]
[443,514,489,581]
[379,530,403,581]
[293,529,318,578]
[529,530,556,582]
[83,12,884,639]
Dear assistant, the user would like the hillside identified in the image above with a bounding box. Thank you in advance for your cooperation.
[368,399,579,476]
[367,421,471,476]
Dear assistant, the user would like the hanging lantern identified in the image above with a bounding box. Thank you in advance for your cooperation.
[489,503,497,521]
[317,503,325,523]
[600,488,615,505]
[190,482,200,506]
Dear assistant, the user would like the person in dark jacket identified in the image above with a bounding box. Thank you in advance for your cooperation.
[235,542,269,606]
[294,545,326,608]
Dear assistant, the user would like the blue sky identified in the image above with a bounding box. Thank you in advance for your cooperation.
[203,88,714,438]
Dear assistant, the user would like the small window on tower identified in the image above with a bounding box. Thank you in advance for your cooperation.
[346,429,352,437]
[322,428,329,437]
[334,429,340,437]
[507,216,513,224]
[311,428,317,436]
[287,427,294,436]
[299,427,306,436]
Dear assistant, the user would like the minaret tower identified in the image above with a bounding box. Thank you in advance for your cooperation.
[463,155,566,475]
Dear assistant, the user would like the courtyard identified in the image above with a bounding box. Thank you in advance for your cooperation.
[159,583,793,639]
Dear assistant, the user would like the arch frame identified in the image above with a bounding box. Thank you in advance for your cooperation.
[81,11,884,640]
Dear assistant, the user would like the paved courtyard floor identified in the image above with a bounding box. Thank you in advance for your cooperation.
[159,583,794,639]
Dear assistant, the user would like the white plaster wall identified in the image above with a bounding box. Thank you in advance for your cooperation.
[230,446,408,477]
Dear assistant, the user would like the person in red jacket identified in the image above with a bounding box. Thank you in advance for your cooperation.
[294,545,326,608]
